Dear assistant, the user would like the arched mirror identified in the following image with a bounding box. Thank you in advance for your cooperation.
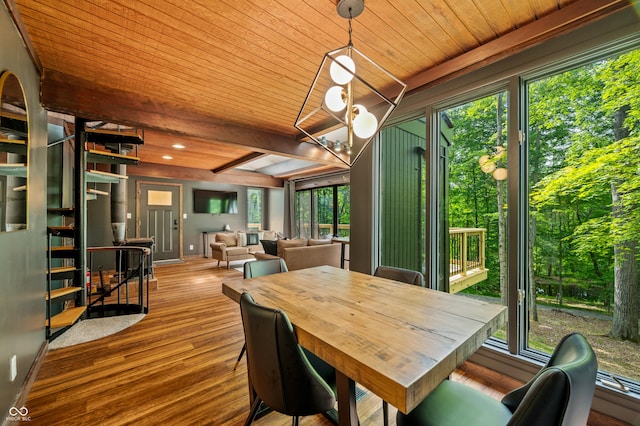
[0,71,29,232]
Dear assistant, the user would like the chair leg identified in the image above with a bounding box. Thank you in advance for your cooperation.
[233,343,246,370]
[383,401,389,426]
[292,416,299,426]
[244,397,262,426]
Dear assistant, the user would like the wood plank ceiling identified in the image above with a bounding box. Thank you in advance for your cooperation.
[9,0,629,182]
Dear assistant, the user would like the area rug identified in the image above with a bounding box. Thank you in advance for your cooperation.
[48,314,145,350]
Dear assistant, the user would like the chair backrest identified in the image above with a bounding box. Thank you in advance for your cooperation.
[243,258,288,279]
[503,332,597,426]
[239,292,336,416]
[374,265,425,287]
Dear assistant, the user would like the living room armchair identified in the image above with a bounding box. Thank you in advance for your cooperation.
[210,233,255,269]
[210,242,252,269]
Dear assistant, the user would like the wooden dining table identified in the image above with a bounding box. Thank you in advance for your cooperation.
[222,265,507,425]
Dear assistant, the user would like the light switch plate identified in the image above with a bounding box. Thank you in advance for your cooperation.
[10,355,17,382]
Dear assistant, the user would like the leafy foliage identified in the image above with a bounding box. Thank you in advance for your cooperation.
[529,51,639,340]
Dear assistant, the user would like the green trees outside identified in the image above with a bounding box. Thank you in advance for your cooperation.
[247,188,262,229]
[446,93,508,301]
[531,51,640,341]
[447,50,640,343]
[296,185,350,238]
[314,187,334,237]
[336,186,350,237]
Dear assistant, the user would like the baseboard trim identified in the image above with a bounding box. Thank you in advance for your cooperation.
[11,340,48,413]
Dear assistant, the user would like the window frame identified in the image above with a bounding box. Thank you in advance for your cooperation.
[517,46,640,395]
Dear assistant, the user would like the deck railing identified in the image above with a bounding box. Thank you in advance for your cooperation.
[449,228,486,277]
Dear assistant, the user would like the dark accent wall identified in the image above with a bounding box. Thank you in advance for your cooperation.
[0,2,49,415]
[379,126,424,272]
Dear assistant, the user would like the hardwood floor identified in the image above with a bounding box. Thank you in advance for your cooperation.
[25,257,623,425]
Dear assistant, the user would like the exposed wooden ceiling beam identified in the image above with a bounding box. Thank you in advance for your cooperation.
[132,162,284,188]
[271,164,338,179]
[212,152,265,174]
[40,69,347,168]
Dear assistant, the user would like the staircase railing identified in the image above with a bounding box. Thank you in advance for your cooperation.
[86,246,151,317]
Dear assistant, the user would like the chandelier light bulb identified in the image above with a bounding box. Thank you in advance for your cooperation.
[330,55,355,85]
[325,86,347,112]
[353,109,378,139]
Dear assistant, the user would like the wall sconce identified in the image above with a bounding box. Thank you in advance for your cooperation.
[294,0,406,167]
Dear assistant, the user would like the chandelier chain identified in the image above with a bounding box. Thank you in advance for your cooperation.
[347,8,353,46]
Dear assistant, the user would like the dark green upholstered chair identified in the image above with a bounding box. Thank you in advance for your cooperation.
[244,257,288,278]
[374,265,424,287]
[239,292,336,426]
[233,258,289,370]
[397,332,597,426]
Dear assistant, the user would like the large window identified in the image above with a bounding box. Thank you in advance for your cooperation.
[525,50,640,384]
[296,184,350,239]
[247,188,262,231]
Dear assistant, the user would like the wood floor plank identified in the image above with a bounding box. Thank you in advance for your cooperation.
[24,257,620,425]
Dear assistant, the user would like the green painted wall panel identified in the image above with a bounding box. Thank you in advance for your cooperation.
[380,126,425,272]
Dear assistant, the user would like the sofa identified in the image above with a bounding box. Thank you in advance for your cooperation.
[254,238,341,271]
[210,230,277,269]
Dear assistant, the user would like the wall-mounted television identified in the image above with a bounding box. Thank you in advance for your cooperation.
[193,189,238,214]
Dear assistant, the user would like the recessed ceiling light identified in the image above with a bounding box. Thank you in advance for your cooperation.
[162,155,173,160]
[172,143,185,149]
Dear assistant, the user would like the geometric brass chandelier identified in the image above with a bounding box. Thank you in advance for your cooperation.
[295,0,407,167]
